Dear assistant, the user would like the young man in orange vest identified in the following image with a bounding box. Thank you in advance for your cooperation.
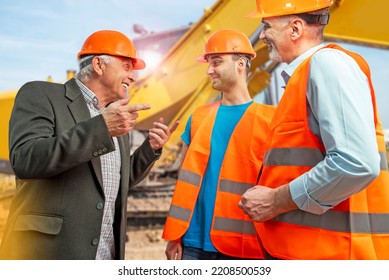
[239,0,389,259]
[162,29,275,260]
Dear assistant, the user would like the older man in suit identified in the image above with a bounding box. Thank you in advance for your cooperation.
[0,30,178,260]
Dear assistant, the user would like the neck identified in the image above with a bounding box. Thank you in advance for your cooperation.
[287,39,323,64]
[80,79,110,109]
[221,87,252,105]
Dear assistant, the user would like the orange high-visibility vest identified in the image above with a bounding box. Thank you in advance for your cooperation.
[257,44,389,260]
[163,101,275,258]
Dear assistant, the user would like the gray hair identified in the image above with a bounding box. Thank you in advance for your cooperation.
[278,7,328,42]
[76,55,112,82]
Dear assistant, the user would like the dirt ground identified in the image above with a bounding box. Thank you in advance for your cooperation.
[125,228,167,260]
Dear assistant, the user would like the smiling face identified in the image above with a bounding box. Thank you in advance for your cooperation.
[259,16,295,63]
[99,55,135,102]
[206,54,239,92]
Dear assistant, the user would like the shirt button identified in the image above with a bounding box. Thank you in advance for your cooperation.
[96,202,104,210]
[98,149,103,155]
[102,148,108,153]
[91,239,99,246]
[93,151,98,157]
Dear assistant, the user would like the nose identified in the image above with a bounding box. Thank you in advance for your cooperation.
[259,29,265,40]
[128,71,135,83]
[207,65,214,75]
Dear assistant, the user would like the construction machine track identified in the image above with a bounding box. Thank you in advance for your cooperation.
[127,179,175,229]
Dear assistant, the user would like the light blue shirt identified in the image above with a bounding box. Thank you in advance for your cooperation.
[181,102,252,252]
[282,44,380,214]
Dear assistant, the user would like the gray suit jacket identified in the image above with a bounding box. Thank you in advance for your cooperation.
[0,78,160,259]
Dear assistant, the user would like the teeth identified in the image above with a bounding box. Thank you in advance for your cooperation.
[122,83,128,89]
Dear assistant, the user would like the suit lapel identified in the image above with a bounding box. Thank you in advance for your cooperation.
[118,134,130,200]
[65,78,104,188]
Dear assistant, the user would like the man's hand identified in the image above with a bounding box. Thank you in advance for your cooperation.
[165,240,183,260]
[148,117,179,151]
[238,184,298,222]
[102,98,150,137]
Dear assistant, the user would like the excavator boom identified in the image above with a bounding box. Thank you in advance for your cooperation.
[0,0,388,174]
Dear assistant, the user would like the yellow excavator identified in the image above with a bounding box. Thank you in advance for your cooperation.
[127,0,389,177]
[1,0,389,240]
[0,0,388,182]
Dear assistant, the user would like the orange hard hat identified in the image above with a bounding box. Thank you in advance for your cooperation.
[77,30,145,70]
[196,29,256,63]
[247,0,333,18]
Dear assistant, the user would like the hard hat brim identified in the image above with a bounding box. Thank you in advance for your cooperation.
[132,58,146,70]
[196,52,256,63]
[246,10,261,19]
[196,54,207,63]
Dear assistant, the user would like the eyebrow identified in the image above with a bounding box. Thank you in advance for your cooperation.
[117,57,134,67]
[206,55,223,63]
[208,54,223,60]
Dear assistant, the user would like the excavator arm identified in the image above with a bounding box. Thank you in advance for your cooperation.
[129,0,389,173]
[0,0,388,175]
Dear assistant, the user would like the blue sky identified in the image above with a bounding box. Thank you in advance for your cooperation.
[1,0,388,129]
[0,0,216,90]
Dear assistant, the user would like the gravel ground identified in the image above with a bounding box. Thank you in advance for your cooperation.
[125,228,167,260]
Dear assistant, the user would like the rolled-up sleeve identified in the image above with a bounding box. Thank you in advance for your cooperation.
[290,49,380,214]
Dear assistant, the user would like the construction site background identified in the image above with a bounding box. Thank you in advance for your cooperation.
[1,0,389,259]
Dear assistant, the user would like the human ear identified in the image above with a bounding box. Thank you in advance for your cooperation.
[290,19,303,39]
[92,56,104,75]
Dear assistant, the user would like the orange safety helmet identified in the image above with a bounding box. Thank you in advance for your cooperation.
[77,30,145,70]
[196,29,256,63]
[247,0,333,18]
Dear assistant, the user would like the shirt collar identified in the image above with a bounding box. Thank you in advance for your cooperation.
[75,79,100,110]
[281,43,324,85]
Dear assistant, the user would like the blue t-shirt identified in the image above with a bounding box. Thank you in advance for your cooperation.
[181,101,252,252]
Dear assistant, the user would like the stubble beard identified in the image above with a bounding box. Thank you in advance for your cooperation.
[268,44,283,63]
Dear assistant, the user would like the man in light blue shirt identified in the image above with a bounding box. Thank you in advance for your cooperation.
[240,0,389,259]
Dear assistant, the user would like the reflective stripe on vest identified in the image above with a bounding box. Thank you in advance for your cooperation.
[167,178,257,236]
[168,204,191,222]
[219,179,253,195]
[214,217,257,235]
[163,101,275,259]
[165,169,201,222]
[275,210,389,234]
[264,148,324,167]
[178,169,201,188]
[379,152,389,170]
[265,148,388,171]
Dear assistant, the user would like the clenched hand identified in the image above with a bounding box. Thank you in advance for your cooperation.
[238,184,298,222]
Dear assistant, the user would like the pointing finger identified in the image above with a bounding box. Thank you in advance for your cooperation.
[127,104,151,112]
[169,121,180,133]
